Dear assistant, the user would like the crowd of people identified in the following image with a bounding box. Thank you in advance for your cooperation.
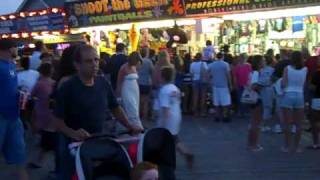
[1,38,320,180]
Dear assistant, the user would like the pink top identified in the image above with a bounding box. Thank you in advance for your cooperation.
[233,63,252,88]
[31,77,56,131]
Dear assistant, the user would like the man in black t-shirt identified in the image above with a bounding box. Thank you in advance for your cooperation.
[108,43,128,90]
[54,44,142,179]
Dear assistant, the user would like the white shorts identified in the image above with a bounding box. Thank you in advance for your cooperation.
[212,87,231,106]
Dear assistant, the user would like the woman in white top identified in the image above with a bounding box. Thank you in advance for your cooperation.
[281,51,308,153]
[247,55,264,152]
[117,52,144,130]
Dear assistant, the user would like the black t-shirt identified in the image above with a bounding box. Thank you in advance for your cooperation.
[109,54,128,90]
[312,70,320,98]
[54,76,119,134]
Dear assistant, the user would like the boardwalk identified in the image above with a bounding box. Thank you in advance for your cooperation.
[1,115,320,180]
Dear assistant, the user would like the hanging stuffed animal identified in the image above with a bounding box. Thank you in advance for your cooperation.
[129,24,140,52]
[140,29,150,48]
[165,22,188,48]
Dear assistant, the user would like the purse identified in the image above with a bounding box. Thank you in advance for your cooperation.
[241,87,259,104]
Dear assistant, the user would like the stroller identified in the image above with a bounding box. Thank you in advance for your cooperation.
[70,128,176,180]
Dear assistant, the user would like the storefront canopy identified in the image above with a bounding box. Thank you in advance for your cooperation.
[0,8,68,39]
[185,0,320,16]
[65,0,186,28]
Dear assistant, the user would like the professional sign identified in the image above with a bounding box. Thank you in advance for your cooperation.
[65,0,186,28]
[185,0,320,15]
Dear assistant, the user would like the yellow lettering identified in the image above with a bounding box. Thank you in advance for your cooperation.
[124,0,130,10]
[197,2,203,9]
[102,0,109,13]
[185,3,191,9]
[74,4,82,16]
[207,1,212,8]
[80,3,89,15]
[191,3,197,9]
[88,2,95,14]
[135,0,142,9]
[95,1,103,14]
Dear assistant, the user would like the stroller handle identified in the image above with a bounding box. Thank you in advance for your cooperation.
[87,130,145,141]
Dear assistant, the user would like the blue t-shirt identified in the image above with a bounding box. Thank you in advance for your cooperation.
[208,60,230,88]
[0,60,19,120]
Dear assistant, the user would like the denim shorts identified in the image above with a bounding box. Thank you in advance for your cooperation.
[281,92,304,109]
[0,115,26,164]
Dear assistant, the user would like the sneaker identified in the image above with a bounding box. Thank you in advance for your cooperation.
[306,144,320,150]
[223,117,231,123]
[261,126,271,132]
[250,145,264,152]
[294,147,303,153]
[281,146,289,153]
[273,124,283,134]
[291,125,297,134]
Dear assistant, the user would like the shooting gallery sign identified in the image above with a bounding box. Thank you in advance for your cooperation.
[65,0,186,28]
[185,0,320,15]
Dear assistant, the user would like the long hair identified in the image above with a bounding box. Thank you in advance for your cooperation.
[251,55,264,71]
[157,50,171,67]
[56,45,79,81]
[291,51,304,70]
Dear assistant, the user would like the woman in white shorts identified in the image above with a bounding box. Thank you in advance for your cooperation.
[281,51,307,153]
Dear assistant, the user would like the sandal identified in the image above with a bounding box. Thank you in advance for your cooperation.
[281,146,289,153]
[306,145,320,150]
[185,154,194,169]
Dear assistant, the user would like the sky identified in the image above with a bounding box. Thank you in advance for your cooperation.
[0,0,24,15]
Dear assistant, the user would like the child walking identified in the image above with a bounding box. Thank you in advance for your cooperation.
[158,66,194,169]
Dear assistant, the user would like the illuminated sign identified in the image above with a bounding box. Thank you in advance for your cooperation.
[65,0,185,28]
[185,0,320,15]
[0,8,67,36]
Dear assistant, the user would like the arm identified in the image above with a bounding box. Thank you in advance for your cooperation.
[111,107,136,131]
[116,65,126,97]
[162,107,170,125]
[281,67,288,89]
[226,65,233,91]
[106,80,143,133]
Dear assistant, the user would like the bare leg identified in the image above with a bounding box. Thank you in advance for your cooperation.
[222,106,231,122]
[282,108,291,152]
[248,105,262,150]
[311,110,320,146]
[293,108,304,153]
[140,94,149,121]
[192,87,199,116]
[200,86,207,116]
[176,142,194,169]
